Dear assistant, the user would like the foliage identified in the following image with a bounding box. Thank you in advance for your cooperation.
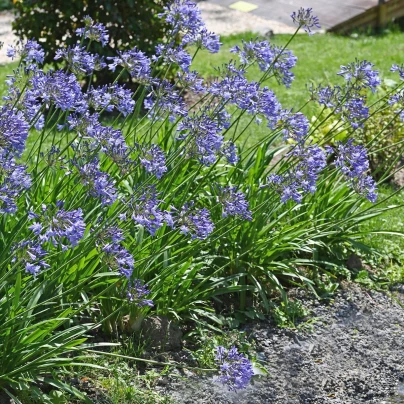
[12,0,175,85]
[0,0,12,11]
[0,1,403,399]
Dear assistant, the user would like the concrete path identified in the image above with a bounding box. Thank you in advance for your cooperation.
[199,0,379,34]
[0,11,17,64]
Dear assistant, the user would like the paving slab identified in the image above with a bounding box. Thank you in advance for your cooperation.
[199,0,379,32]
[199,1,297,35]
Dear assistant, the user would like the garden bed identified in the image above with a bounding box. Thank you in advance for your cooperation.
[164,284,404,403]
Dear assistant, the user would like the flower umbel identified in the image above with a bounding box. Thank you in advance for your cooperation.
[215,346,254,391]
[291,8,320,35]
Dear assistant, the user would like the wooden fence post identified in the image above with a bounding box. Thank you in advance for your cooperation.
[378,0,387,27]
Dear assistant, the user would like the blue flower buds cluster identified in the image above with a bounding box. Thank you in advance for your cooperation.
[215,346,254,391]
[290,7,321,35]
[333,140,377,203]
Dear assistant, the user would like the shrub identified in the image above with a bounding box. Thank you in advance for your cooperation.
[12,0,175,84]
[1,1,403,399]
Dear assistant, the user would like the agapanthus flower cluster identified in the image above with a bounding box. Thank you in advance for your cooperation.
[391,64,404,81]
[338,60,380,93]
[156,44,192,72]
[7,40,45,65]
[55,45,105,76]
[159,0,204,36]
[72,157,118,206]
[108,48,152,83]
[130,186,168,236]
[0,106,29,156]
[209,66,283,127]
[215,346,254,391]
[29,69,86,112]
[177,70,205,93]
[28,202,86,249]
[217,186,252,220]
[12,240,49,277]
[221,141,239,165]
[76,16,109,46]
[182,27,221,53]
[230,41,297,88]
[139,144,167,179]
[97,226,134,279]
[0,150,31,213]
[311,75,371,129]
[310,84,340,108]
[333,139,377,202]
[86,84,135,116]
[175,202,214,240]
[290,7,321,35]
[342,96,369,129]
[145,80,188,122]
[177,110,225,166]
[157,0,220,77]
[279,111,310,145]
[127,279,154,307]
[388,90,404,121]
[267,144,327,203]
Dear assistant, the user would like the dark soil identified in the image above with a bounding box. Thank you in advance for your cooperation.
[164,284,404,404]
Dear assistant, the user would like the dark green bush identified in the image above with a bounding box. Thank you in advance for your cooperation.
[12,0,173,84]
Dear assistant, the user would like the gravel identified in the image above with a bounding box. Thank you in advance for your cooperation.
[165,284,404,403]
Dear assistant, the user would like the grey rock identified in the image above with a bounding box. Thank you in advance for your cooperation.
[141,315,183,351]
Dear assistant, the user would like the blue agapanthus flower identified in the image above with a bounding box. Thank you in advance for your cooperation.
[231,40,297,88]
[76,16,109,46]
[391,64,404,81]
[30,69,87,112]
[267,144,327,204]
[333,139,377,202]
[182,27,221,53]
[177,110,225,166]
[12,240,49,277]
[144,79,188,122]
[176,202,214,240]
[96,225,134,279]
[0,150,31,213]
[139,144,168,179]
[217,186,252,220]
[159,0,204,36]
[131,186,167,236]
[108,48,152,84]
[28,202,86,248]
[279,111,310,145]
[215,346,254,391]
[7,40,45,64]
[291,8,321,35]
[156,44,192,72]
[177,70,205,93]
[343,96,369,128]
[388,90,404,121]
[101,242,134,279]
[127,279,154,307]
[338,60,381,93]
[73,158,118,206]
[310,84,340,108]
[221,141,239,165]
[0,107,29,156]
[86,84,135,116]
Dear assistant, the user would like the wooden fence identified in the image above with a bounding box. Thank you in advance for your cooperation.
[329,0,404,33]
